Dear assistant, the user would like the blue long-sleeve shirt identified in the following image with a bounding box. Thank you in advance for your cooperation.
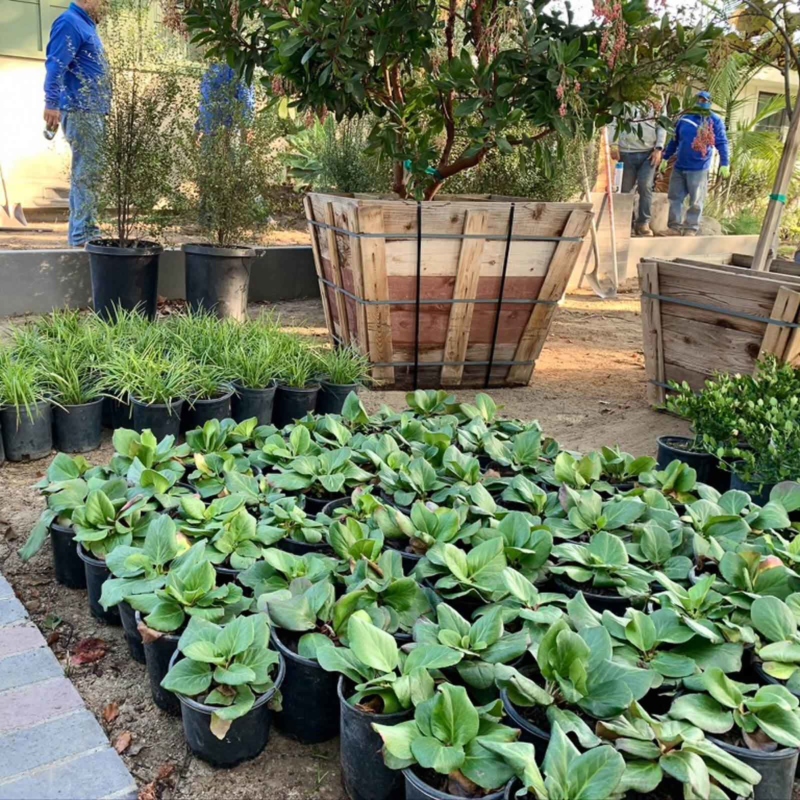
[44,3,109,114]
[663,112,730,171]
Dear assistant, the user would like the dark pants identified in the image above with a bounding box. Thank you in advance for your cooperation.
[620,150,656,226]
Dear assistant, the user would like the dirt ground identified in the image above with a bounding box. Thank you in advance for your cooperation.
[0,290,688,800]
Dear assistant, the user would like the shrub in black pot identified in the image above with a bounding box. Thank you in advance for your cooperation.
[184,244,254,321]
[161,614,285,767]
[0,356,52,462]
[315,346,370,416]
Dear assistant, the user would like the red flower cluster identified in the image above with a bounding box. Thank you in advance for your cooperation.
[593,0,627,69]
[692,119,716,157]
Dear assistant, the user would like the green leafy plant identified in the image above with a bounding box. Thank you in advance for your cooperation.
[595,446,657,489]
[625,522,692,581]
[109,428,190,484]
[270,447,373,499]
[238,549,338,596]
[372,683,518,795]
[257,496,327,546]
[72,490,156,559]
[545,489,646,540]
[550,531,653,600]
[378,457,446,508]
[318,347,371,386]
[318,612,459,713]
[749,595,800,692]
[501,475,558,517]
[488,429,560,477]
[374,501,478,557]
[161,614,281,738]
[639,460,700,504]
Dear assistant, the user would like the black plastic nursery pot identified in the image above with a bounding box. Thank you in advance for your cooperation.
[276,537,333,557]
[50,521,86,590]
[730,471,773,506]
[118,601,145,664]
[387,540,424,576]
[316,381,360,416]
[102,395,131,430]
[77,544,120,625]
[137,612,181,715]
[214,563,240,585]
[752,657,800,700]
[183,390,234,432]
[271,628,340,744]
[183,243,254,322]
[131,398,184,440]
[273,384,320,429]
[0,425,4,464]
[337,677,412,800]
[231,381,276,426]
[709,736,798,800]
[500,690,549,759]
[303,492,347,516]
[656,435,729,491]
[0,402,52,462]
[87,240,162,321]
[53,399,103,453]
[169,648,285,767]
[403,768,508,800]
[553,575,636,615]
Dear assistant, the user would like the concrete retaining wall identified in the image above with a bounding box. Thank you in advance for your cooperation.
[0,246,319,318]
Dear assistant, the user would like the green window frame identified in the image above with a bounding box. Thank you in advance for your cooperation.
[0,0,71,60]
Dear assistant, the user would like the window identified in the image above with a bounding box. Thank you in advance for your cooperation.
[0,0,70,59]
[756,91,789,132]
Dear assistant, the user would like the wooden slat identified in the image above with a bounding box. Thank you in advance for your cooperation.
[346,206,370,354]
[303,196,334,345]
[650,258,800,289]
[507,210,593,384]
[639,261,666,406]
[441,211,488,386]
[757,286,800,368]
[324,202,351,346]
[358,205,395,383]
[781,327,800,366]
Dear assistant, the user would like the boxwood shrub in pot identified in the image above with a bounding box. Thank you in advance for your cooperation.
[161,614,285,766]
[0,354,52,462]
[316,347,371,416]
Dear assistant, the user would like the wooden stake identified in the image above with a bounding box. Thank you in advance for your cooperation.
[752,102,800,272]
[304,196,334,345]
[639,260,666,406]
[324,202,351,346]
[757,286,800,369]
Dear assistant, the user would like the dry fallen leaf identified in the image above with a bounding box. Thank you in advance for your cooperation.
[137,763,176,800]
[156,764,176,782]
[103,702,120,723]
[137,622,164,645]
[114,731,133,754]
[46,631,60,647]
[137,783,157,800]
[71,638,108,665]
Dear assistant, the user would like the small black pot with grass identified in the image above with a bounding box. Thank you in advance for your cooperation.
[273,346,321,428]
[227,324,281,426]
[315,346,370,416]
[184,243,254,322]
[183,381,234,431]
[0,357,52,461]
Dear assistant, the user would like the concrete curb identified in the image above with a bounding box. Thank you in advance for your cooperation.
[0,245,319,318]
[0,572,137,800]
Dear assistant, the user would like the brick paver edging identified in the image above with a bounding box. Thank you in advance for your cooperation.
[0,572,137,800]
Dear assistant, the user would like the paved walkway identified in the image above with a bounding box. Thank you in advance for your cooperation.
[0,573,137,800]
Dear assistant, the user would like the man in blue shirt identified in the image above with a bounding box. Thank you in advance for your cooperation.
[660,91,731,236]
[43,1,109,247]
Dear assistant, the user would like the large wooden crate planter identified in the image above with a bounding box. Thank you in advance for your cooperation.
[639,257,800,406]
[304,194,593,389]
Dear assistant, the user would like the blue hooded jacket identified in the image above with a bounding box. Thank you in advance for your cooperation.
[44,3,109,114]
[663,112,730,171]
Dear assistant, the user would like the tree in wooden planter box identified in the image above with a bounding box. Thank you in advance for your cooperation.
[174,0,718,199]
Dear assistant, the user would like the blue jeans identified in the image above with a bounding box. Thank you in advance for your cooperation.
[620,150,656,225]
[62,111,103,247]
[668,168,709,232]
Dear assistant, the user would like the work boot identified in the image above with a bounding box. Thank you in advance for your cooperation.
[683,229,698,236]
[658,227,683,237]
[635,223,654,237]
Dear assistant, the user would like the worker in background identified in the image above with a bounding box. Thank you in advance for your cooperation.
[608,107,667,237]
[660,90,730,236]
[43,0,110,247]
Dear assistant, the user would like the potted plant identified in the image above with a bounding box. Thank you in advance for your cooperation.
[258,496,330,556]
[318,613,460,800]
[372,682,519,799]
[81,10,188,321]
[238,549,339,596]
[272,341,322,428]
[106,346,194,439]
[128,546,250,714]
[0,352,52,462]
[180,0,715,388]
[177,67,280,321]
[228,321,281,425]
[161,614,285,766]
[668,667,800,800]
[18,454,111,588]
[184,362,234,431]
[46,341,104,454]
[748,595,800,695]
[316,346,371,416]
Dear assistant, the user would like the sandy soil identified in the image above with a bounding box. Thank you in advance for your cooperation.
[0,290,688,800]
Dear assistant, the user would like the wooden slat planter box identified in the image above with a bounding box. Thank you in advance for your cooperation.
[639,257,800,406]
[304,193,593,389]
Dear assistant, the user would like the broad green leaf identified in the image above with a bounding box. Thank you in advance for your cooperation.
[347,615,399,673]
[669,693,733,734]
[160,657,212,696]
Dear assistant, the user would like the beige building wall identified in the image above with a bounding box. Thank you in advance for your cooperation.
[732,66,799,130]
[0,55,70,209]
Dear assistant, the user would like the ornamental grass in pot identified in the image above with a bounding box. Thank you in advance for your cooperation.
[228,321,282,426]
[0,352,52,462]
[161,614,285,767]
[272,343,322,428]
[315,346,371,416]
